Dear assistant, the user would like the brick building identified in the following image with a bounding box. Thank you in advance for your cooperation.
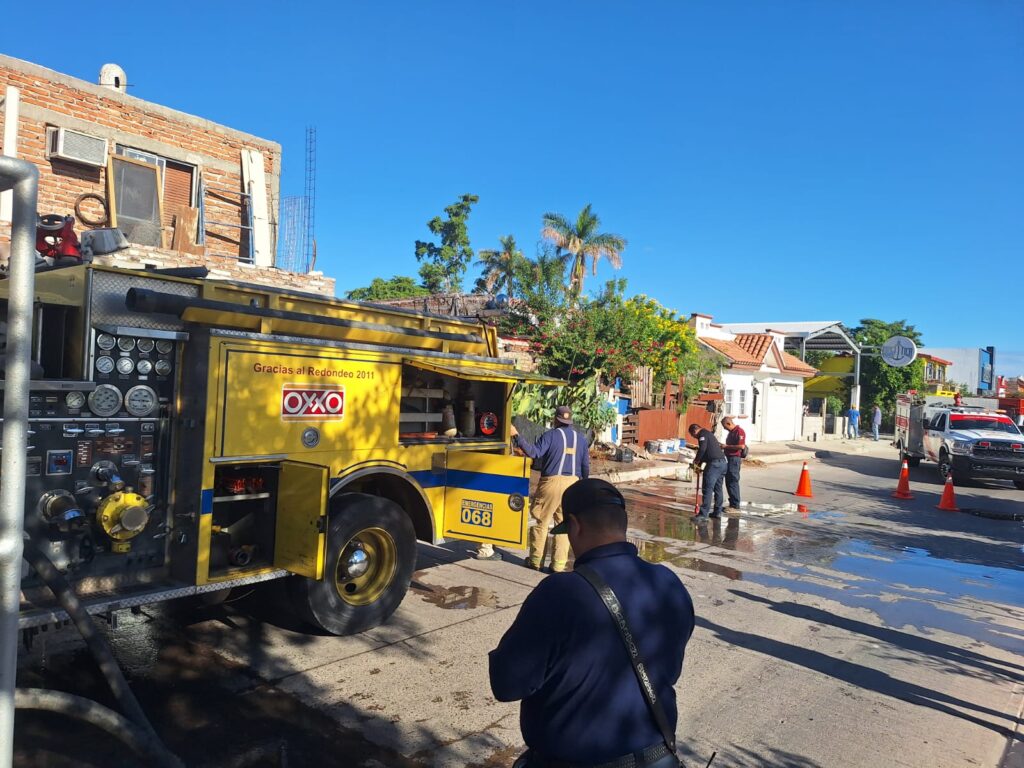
[0,55,332,295]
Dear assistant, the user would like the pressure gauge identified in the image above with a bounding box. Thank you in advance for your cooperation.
[117,337,136,352]
[154,360,172,377]
[155,340,174,355]
[136,338,155,353]
[65,391,86,410]
[88,385,123,417]
[95,356,115,374]
[116,357,135,375]
[136,359,153,376]
[124,385,158,417]
[96,333,116,351]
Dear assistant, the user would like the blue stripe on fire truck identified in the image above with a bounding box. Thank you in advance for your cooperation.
[409,469,528,496]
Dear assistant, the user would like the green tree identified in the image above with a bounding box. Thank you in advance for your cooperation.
[345,275,429,301]
[499,242,570,334]
[851,319,925,411]
[541,204,626,300]
[415,194,479,293]
[473,235,525,297]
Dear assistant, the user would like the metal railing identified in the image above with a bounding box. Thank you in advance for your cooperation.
[0,155,39,768]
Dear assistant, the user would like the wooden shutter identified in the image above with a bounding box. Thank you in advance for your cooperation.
[162,161,194,227]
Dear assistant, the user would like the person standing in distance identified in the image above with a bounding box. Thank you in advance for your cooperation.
[489,479,694,768]
[871,404,882,442]
[721,416,746,510]
[688,422,727,520]
[509,405,589,572]
[847,404,860,439]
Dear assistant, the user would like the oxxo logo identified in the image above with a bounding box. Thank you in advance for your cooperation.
[281,385,345,422]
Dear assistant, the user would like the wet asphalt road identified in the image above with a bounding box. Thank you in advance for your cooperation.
[14,442,1024,767]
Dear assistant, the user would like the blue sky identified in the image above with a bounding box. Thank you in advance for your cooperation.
[5,1,1022,376]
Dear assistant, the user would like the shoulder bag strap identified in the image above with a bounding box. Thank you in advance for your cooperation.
[574,564,677,755]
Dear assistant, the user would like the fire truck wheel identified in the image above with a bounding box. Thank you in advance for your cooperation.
[291,493,416,636]
[937,450,952,484]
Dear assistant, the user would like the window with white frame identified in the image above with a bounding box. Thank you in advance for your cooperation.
[725,389,735,415]
[739,389,747,416]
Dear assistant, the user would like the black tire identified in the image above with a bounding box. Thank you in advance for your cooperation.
[937,450,952,483]
[898,443,921,468]
[289,493,416,636]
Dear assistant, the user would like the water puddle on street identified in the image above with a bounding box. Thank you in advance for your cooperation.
[410,580,500,610]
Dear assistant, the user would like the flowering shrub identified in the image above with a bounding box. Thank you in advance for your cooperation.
[528,282,698,391]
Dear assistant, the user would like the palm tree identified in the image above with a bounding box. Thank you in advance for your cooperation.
[541,204,626,299]
[474,235,523,297]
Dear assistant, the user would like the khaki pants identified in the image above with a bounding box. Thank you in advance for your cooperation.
[528,475,578,571]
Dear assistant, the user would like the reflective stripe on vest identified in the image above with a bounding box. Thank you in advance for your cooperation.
[557,428,577,476]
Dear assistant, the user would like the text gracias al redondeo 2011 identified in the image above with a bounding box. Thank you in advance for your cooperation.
[252,362,368,379]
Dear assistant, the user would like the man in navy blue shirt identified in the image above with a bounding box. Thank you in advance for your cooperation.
[489,479,695,767]
[510,405,590,572]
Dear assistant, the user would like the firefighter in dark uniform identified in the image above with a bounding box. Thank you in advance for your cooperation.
[510,405,589,572]
[688,422,727,519]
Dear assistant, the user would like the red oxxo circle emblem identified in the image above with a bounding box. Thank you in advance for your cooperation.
[281,385,346,421]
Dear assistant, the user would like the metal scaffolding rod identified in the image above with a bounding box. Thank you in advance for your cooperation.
[0,155,40,768]
[303,126,317,271]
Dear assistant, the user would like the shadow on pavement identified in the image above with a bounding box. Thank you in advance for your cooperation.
[731,590,1024,685]
[695,615,1016,738]
[14,540,505,767]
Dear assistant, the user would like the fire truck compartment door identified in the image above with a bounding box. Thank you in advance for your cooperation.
[274,461,329,579]
[403,359,565,386]
[442,451,530,547]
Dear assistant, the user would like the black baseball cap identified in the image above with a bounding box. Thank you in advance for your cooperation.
[554,405,573,425]
[551,478,626,534]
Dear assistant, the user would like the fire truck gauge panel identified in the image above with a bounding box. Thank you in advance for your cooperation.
[154,359,172,376]
[155,340,174,355]
[65,391,86,410]
[136,338,155,353]
[96,333,116,351]
[117,337,136,352]
[95,356,115,374]
[116,357,135,375]
[136,359,153,375]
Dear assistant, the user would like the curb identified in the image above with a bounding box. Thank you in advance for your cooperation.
[593,463,690,485]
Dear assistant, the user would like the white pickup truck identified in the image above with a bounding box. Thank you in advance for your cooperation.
[895,394,1024,488]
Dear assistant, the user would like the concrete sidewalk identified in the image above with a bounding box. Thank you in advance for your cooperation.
[590,435,896,484]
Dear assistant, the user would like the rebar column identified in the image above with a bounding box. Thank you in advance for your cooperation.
[0,155,39,768]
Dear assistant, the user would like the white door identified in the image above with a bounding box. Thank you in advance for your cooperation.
[764,382,799,441]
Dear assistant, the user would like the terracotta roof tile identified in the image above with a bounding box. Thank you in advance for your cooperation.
[779,351,817,377]
[700,338,762,368]
[734,333,774,363]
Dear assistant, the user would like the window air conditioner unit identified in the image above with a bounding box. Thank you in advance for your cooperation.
[47,127,108,168]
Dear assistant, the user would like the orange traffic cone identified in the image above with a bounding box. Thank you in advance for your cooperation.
[891,460,914,500]
[794,462,813,498]
[936,474,960,511]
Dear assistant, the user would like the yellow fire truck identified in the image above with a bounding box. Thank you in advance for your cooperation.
[2,264,558,635]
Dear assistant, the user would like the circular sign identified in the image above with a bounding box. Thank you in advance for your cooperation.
[880,336,918,367]
[478,412,499,436]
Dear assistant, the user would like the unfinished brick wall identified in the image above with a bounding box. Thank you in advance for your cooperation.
[0,55,333,296]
